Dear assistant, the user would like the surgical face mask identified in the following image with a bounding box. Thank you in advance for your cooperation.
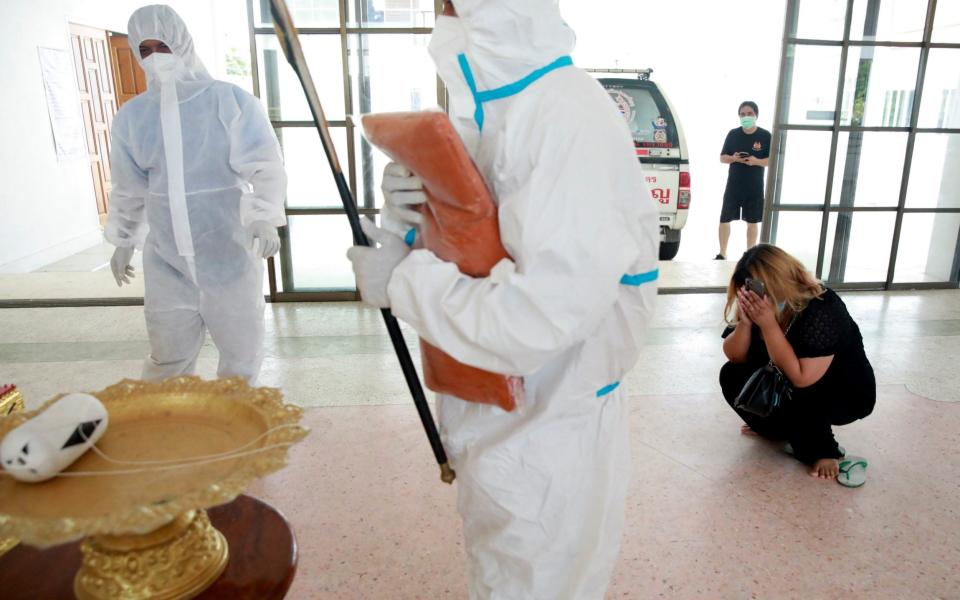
[740,115,757,129]
[428,16,480,154]
[141,52,184,81]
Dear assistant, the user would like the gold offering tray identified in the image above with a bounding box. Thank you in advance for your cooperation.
[0,377,307,600]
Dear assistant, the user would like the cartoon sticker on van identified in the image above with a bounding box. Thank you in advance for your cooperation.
[652,115,668,144]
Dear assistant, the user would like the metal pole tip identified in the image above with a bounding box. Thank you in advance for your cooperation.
[440,463,456,484]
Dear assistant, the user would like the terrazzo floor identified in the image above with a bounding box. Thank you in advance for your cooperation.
[248,384,959,599]
[1,291,959,598]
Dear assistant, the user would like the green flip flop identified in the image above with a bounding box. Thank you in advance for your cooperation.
[837,456,868,488]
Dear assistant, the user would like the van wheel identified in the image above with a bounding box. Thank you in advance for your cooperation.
[659,241,680,261]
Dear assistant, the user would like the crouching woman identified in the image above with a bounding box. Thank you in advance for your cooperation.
[719,244,875,483]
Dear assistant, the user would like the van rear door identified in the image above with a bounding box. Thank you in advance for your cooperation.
[599,79,683,219]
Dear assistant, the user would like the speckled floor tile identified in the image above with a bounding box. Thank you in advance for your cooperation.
[0,272,145,300]
[246,405,464,600]
[3,292,960,598]
[245,384,960,599]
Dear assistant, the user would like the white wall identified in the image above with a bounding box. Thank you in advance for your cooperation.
[0,0,225,273]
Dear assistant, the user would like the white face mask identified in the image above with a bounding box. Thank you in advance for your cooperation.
[428,16,480,155]
[141,52,184,81]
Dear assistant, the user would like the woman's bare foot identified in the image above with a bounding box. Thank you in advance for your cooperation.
[740,424,760,436]
[810,458,840,480]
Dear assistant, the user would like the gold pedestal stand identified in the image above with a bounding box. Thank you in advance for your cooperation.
[0,385,24,558]
[0,377,307,600]
[75,510,228,600]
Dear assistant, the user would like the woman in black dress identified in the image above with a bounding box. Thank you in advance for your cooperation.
[720,244,875,481]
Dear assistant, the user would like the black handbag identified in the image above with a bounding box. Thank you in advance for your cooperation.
[733,312,800,417]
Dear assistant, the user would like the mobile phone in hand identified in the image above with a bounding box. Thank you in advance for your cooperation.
[737,152,751,158]
[744,277,765,297]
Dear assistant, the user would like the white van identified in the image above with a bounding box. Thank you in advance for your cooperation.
[590,69,691,260]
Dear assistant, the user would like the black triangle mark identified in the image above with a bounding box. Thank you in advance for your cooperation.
[61,419,103,449]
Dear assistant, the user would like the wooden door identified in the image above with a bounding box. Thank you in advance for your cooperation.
[70,24,117,226]
[109,33,147,107]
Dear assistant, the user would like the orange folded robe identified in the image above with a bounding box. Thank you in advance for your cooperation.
[361,111,523,412]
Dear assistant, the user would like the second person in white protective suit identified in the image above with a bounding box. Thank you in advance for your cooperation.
[105,5,286,383]
[347,0,660,597]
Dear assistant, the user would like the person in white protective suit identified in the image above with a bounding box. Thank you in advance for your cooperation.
[347,1,660,597]
[105,5,286,383]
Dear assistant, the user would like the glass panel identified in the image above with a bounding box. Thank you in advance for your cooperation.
[793,0,848,40]
[348,0,436,28]
[256,34,345,121]
[775,130,833,206]
[354,128,392,210]
[348,33,437,210]
[278,126,350,208]
[838,47,920,127]
[216,0,255,93]
[781,45,843,125]
[932,0,960,43]
[906,134,960,209]
[769,211,824,274]
[917,50,960,128]
[821,211,896,283]
[348,34,437,115]
[276,231,292,291]
[850,0,928,41]
[830,131,907,207]
[286,215,356,290]
[254,0,340,28]
[894,213,960,283]
[600,83,681,149]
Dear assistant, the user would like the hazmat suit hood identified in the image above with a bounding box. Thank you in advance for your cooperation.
[445,0,575,87]
[428,0,576,152]
[127,4,212,90]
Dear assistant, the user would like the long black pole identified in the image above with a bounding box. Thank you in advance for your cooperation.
[269,0,454,484]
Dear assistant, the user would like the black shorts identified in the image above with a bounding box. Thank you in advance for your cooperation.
[720,194,763,223]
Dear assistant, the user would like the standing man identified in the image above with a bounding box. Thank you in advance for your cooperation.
[346,0,659,597]
[717,100,771,260]
[106,5,286,383]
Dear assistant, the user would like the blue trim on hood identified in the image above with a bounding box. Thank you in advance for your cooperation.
[457,54,573,131]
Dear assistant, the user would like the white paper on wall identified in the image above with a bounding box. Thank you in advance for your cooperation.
[38,46,87,161]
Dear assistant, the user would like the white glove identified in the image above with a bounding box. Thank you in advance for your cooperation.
[247,220,281,258]
[380,162,426,236]
[110,247,136,287]
[345,218,411,308]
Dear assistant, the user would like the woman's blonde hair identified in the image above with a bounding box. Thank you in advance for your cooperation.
[724,244,824,326]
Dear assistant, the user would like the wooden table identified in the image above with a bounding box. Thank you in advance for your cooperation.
[0,495,297,599]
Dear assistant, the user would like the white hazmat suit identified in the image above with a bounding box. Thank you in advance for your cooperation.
[105,5,286,383]
[350,1,660,597]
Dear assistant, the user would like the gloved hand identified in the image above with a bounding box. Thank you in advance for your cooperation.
[247,220,281,258]
[345,218,411,308]
[380,162,426,236]
[110,247,136,287]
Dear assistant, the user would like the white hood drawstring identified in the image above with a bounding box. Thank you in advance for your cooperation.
[142,52,196,282]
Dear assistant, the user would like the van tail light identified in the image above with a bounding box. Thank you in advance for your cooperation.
[678,171,691,209]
